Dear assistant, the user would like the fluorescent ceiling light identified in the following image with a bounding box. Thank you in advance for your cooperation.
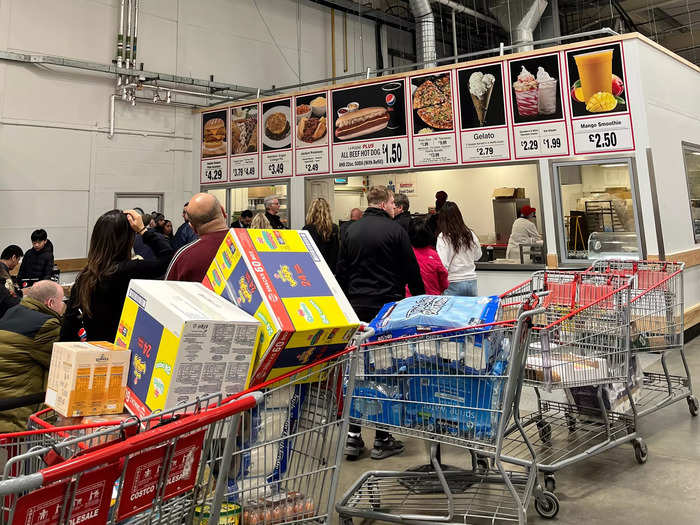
[691,152,700,156]
[600,163,627,168]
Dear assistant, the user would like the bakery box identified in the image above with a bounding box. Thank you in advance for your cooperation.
[115,280,261,418]
[202,228,360,385]
[45,341,131,418]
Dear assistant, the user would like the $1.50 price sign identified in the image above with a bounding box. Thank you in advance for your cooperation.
[333,137,409,173]
[571,114,634,154]
[261,150,293,179]
[513,121,569,159]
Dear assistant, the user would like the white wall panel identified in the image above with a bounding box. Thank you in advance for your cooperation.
[7,0,116,63]
[0,126,91,191]
[136,12,177,73]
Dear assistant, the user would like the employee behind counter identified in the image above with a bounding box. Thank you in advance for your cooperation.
[506,205,542,261]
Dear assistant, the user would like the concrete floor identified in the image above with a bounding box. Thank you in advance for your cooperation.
[333,337,700,525]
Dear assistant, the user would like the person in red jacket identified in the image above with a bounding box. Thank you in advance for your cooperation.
[407,219,449,296]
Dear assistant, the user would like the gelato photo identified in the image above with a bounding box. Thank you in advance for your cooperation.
[508,54,563,124]
[457,63,506,129]
[566,43,627,118]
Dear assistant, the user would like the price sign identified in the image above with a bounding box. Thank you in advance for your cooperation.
[200,158,226,184]
[513,121,569,158]
[413,134,458,166]
[332,137,410,173]
[296,148,329,176]
[230,154,258,181]
[461,127,510,163]
[571,114,634,154]
[261,150,293,179]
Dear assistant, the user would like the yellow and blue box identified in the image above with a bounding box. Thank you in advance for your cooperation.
[203,228,360,386]
[115,280,261,418]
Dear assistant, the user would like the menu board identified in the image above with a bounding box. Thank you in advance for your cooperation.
[456,62,511,163]
[200,109,228,184]
[199,36,640,179]
[229,103,259,181]
[294,91,330,176]
[565,41,635,154]
[261,97,294,179]
[408,71,458,167]
[331,78,410,172]
[507,52,570,159]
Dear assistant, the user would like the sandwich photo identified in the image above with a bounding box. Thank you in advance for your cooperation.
[335,107,389,140]
[202,116,227,157]
[298,116,327,144]
[231,105,258,155]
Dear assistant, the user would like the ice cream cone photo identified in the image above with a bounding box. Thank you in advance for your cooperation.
[469,72,496,127]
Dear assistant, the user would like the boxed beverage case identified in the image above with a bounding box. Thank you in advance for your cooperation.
[45,341,131,417]
[202,228,360,385]
[114,280,261,418]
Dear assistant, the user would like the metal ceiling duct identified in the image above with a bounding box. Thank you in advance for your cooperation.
[410,0,437,68]
[491,0,548,52]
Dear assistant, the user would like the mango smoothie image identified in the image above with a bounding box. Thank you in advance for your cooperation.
[574,49,613,102]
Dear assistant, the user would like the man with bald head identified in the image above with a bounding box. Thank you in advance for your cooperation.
[0,280,64,431]
[165,193,230,282]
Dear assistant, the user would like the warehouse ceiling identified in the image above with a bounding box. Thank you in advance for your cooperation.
[310,0,699,68]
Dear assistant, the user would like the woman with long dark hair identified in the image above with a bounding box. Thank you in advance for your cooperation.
[303,198,339,271]
[60,209,173,342]
[436,201,482,296]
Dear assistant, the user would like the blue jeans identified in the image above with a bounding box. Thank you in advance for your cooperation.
[444,279,478,297]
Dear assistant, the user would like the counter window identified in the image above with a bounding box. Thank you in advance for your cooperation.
[553,160,641,263]
[205,183,290,228]
[682,143,700,243]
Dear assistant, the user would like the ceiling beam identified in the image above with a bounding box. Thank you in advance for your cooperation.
[307,0,414,30]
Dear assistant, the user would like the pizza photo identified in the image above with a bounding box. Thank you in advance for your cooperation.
[411,73,453,134]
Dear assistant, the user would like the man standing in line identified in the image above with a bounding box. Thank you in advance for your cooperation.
[340,208,363,239]
[166,193,229,283]
[0,280,65,431]
[18,229,54,282]
[337,185,425,460]
[231,209,254,228]
[264,195,287,229]
[172,202,199,251]
[393,193,412,233]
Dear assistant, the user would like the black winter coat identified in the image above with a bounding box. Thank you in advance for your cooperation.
[336,207,424,311]
[303,224,339,273]
[60,231,173,343]
[18,240,54,281]
[394,211,412,233]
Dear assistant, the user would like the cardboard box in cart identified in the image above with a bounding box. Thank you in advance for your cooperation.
[203,228,360,385]
[114,280,261,418]
[45,341,131,417]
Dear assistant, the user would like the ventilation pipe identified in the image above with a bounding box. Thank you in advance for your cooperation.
[410,0,437,68]
[491,0,548,53]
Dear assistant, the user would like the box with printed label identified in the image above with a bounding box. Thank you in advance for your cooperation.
[114,280,261,418]
[202,228,360,385]
[45,341,131,417]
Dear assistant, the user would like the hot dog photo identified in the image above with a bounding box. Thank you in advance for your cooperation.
[331,79,407,142]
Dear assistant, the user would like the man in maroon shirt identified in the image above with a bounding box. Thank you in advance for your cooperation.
[165,193,229,282]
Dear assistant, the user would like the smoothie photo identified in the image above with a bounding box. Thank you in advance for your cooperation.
[574,49,613,102]
[567,43,627,117]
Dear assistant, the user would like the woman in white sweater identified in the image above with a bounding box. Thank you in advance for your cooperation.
[436,202,483,296]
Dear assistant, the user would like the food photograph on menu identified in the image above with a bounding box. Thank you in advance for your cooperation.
[295,93,328,147]
[410,72,453,134]
[261,99,292,152]
[201,110,227,158]
[566,43,627,118]
[457,64,506,129]
[230,104,258,155]
[331,79,406,142]
[509,53,563,124]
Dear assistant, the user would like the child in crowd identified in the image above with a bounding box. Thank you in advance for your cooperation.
[407,219,448,296]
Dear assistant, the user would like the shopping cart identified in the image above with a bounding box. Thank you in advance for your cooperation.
[498,270,644,495]
[337,297,558,524]
[0,347,355,524]
[586,260,697,416]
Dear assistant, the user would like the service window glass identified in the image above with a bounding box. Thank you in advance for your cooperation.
[553,159,641,263]
[683,143,700,243]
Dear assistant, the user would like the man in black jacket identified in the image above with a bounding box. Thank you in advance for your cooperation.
[0,245,23,318]
[18,230,54,282]
[264,195,287,229]
[393,193,412,233]
[337,185,425,460]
